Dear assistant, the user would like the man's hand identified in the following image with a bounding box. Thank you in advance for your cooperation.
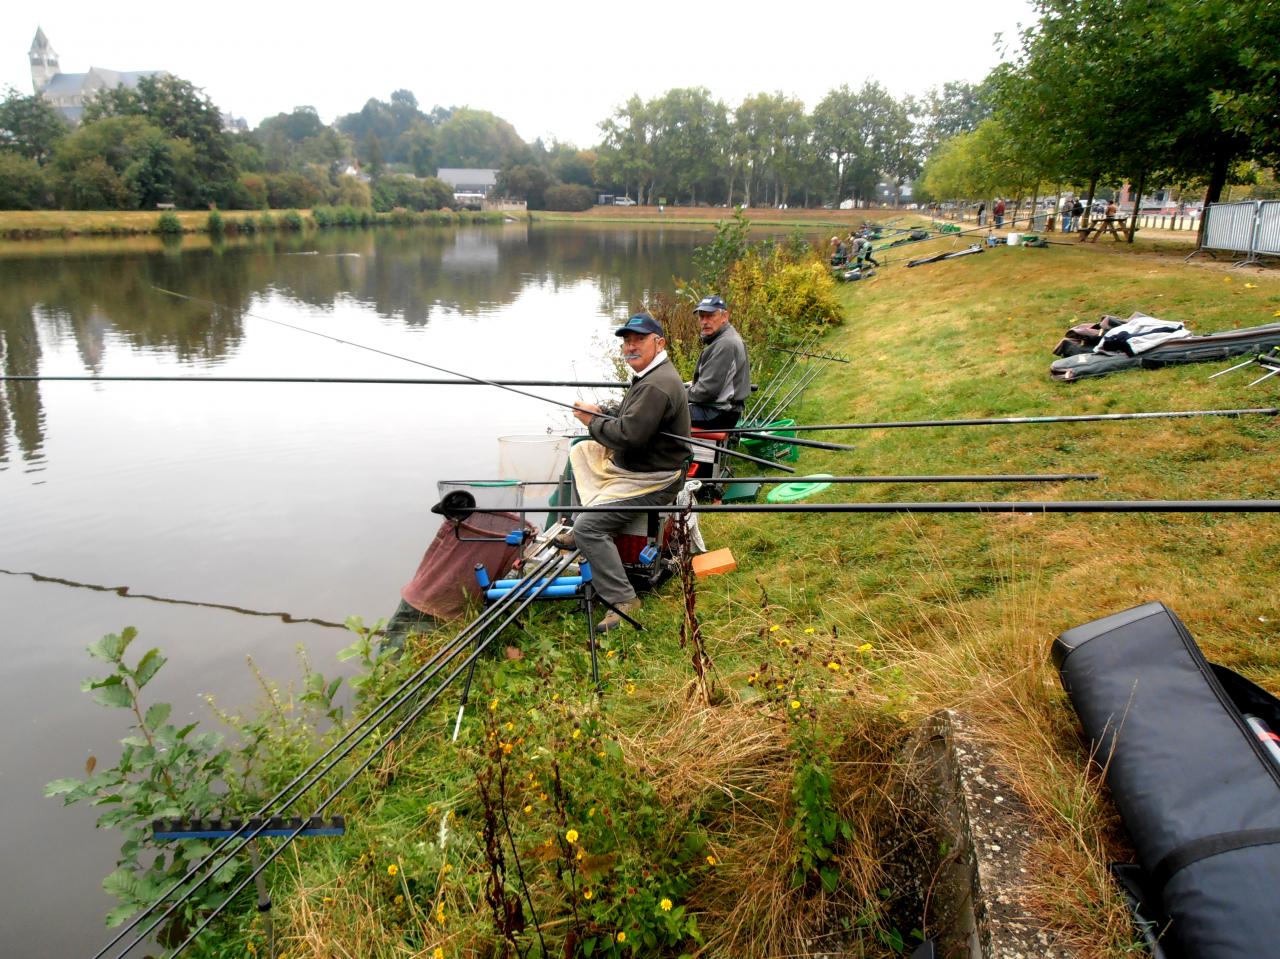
[572,401,602,427]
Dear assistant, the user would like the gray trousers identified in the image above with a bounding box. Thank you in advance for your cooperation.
[573,482,679,605]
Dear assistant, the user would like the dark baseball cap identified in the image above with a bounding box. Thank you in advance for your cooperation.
[694,295,727,314]
[613,313,664,337]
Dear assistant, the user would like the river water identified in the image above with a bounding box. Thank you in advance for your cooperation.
[0,222,710,954]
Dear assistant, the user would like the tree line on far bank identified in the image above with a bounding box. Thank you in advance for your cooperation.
[1,0,1276,217]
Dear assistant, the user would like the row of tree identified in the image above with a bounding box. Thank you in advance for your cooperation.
[2,0,1276,216]
[917,0,1280,220]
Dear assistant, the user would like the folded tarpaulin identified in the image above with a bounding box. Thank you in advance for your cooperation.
[1051,322,1280,381]
[1053,602,1280,958]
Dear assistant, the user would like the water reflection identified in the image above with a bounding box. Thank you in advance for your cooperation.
[0,223,704,469]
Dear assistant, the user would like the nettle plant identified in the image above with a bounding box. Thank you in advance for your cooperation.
[45,628,243,929]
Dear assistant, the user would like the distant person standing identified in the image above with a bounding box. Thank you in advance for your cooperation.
[977,202,986,226]
[1060,196,1075,234]
[993,198,1006,228]
[1071,197,1084,229]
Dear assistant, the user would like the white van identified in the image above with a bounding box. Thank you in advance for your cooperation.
[613,196,637,206]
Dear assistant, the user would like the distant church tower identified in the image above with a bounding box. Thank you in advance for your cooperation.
[29,27,60,95]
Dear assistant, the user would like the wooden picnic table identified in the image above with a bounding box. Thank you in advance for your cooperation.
[1079,215,1129,242]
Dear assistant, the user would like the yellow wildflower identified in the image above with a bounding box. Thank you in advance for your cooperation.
[524,804,533,814]
[489,698,499,711]
[387,864,398,876]
[588,806,597,818]
[394,894,404,905]
[443,863,453,873]
[322,896,333,904]
[827,661,841,672]
[606,649,616,658]
[790,700,801,710]
[434,949,445,959]
[625,682,636,695]
[501,742,513,755]
[1244,282,1257,289]
[660,898,673,912]
[769,624,780,632]
[572,728,581,739]
[617,931,626,943]
[747,673,757,684]
[566,828,579,843]
[505,721,514,731]
[539,792,548,801]
[804,627,815,634]
[583,888,594,900]
[576,849,584,861]
[857,642,873,652]
[436,906,447,924]
[706,855,717,866]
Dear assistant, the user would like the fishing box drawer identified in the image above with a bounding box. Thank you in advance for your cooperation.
[1053,602,1280,958]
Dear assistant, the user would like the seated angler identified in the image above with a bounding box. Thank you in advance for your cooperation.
[687,295,750,429]
[564,314,691,633]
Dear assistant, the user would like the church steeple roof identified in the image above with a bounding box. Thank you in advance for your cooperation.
[30,27,55,57]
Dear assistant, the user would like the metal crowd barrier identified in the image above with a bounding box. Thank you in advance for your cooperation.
[1187,200,1279,266]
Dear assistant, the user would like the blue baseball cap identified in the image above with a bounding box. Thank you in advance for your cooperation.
[694,295,728,314]
[614,313,664,337]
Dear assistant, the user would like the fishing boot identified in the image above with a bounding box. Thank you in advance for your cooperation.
[595,597,642,634]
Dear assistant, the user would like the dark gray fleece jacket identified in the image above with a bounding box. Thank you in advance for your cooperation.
[688,323,750,411]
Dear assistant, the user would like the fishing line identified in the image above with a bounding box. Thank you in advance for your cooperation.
[151,287,793,474]
[0,375,631,388]
[0,568,346,629]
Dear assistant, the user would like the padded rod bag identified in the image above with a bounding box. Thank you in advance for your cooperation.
[1053,602,1280,958]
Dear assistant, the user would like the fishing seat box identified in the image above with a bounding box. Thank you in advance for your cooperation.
[1053,602,1280,958]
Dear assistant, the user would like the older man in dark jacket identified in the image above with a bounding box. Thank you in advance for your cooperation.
[687,295,750,429]
[566,313,690,632]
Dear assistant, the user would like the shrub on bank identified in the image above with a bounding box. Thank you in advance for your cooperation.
[206,209,225,235]
[0,153,51,210]
[544,183,595,212]
[279,209,304,231]
[156,211,182,234]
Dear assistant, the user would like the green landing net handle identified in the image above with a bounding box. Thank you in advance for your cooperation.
[766,475,834,503]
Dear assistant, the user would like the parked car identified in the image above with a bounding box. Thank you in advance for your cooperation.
[613,196,636,206]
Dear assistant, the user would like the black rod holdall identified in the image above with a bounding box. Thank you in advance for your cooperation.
[1053,602,1280,958]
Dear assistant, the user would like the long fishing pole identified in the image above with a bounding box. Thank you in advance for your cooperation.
[711,408,1280,433]
[151,287,794,475]
[743,331,816,422]
[0,375,632,388]
[96,547,573,959]
[449,499,1280,515]
[446,472,1101,486]
[158,550,583,959]
[767,345,850,364]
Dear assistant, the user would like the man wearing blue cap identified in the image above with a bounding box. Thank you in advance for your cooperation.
[688,295,750,429]
[565,313,691,632]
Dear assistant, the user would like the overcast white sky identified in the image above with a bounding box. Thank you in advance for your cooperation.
[6,1,1035,146]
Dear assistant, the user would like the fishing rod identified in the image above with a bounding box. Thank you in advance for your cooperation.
[743,331,818,422]
[767,345,850,364]
[154,549,584,959]
[151,287,792,475]
[445,472,1101,486]
[0,375,632,388]
[710,407,1280,434]
[96,547,574,959]
[445,499,1280,515]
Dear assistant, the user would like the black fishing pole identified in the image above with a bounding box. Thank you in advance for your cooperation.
[711,408,1280,434]
[150,287,794,475]
[95,546,573,959]
[0,375,631,388]
[156,549,583,959]
[766,345,850,364]
[444,472,1102,486]
[446,499,1280,515]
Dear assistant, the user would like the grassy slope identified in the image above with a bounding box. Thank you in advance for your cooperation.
[251,235,1278,959]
